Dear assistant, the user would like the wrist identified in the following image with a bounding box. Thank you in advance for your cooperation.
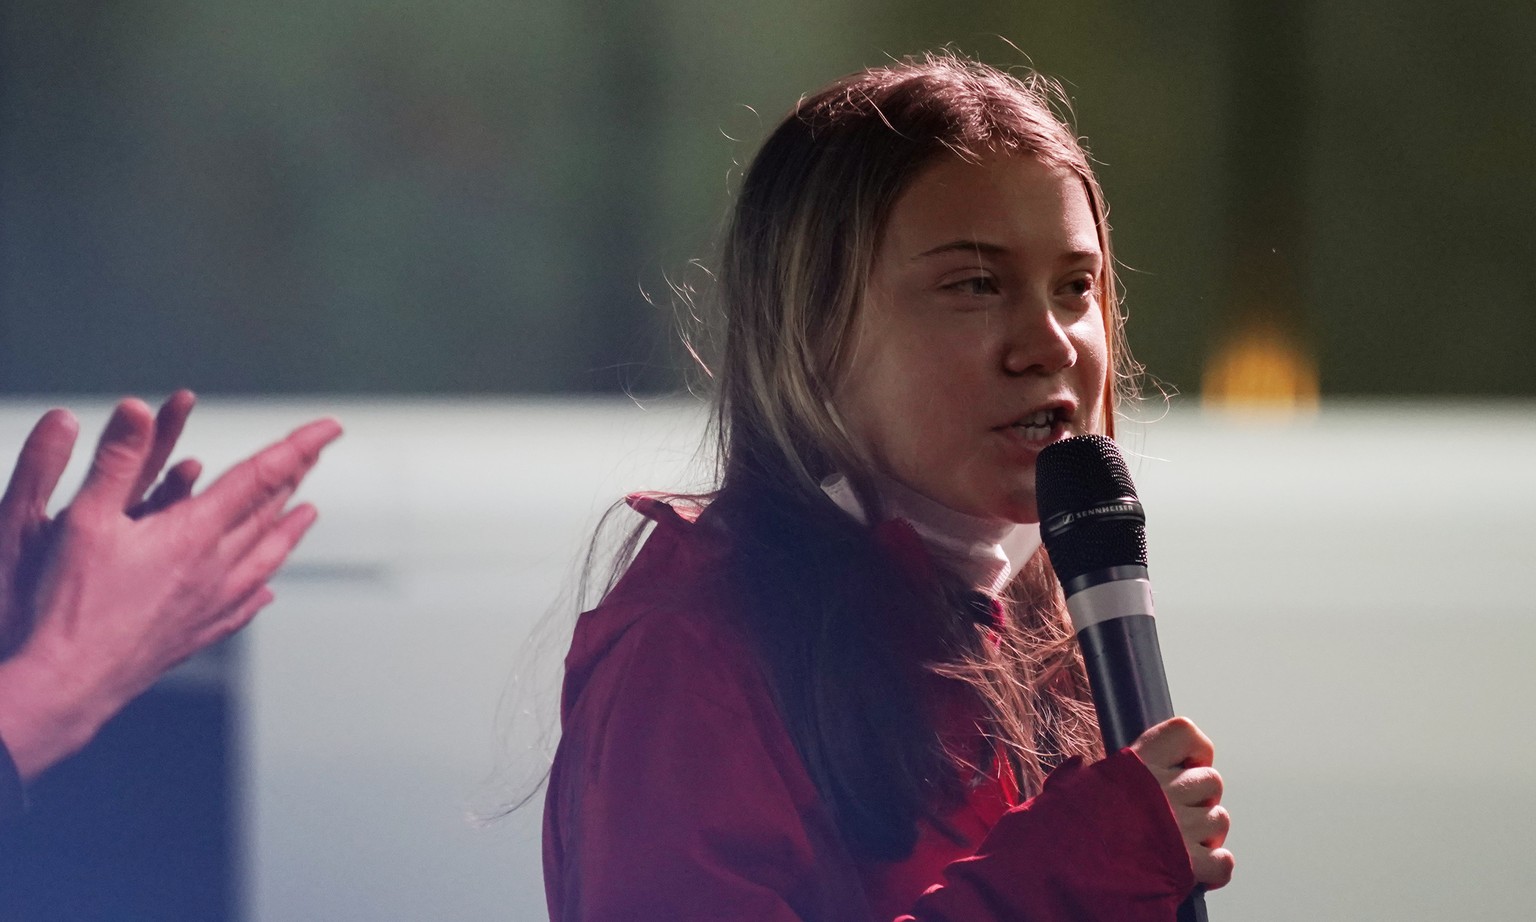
[0,638,114,781]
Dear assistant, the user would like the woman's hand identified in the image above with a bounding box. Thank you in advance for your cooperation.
[1129,716,1235,890]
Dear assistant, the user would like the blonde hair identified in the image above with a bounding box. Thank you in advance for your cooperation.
[715,52,1132,512]
[675,52,1134,858]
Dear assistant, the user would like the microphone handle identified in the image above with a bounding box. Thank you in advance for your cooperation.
[1076,614,1173,751]
[1076,612,1209,922]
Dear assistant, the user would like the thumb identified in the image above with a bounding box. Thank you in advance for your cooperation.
[74,399,156,514]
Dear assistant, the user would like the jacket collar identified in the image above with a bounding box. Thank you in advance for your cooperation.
[819,473,1040,596]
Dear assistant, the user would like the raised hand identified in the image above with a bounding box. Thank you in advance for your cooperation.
[0,397,341,781]
[0,391,201,660]
[1130,716,1235,890]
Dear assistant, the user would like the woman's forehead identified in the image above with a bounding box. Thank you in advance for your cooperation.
[882,154,1100,261]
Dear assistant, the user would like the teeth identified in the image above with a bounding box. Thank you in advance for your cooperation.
[1009,408,1061,441]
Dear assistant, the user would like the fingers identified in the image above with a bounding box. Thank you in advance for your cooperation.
[192,418,342,531]
[1169,765,1223,808]
[1188,807,1234,886]
[1180,787,1235,889]
[226,586,277,634]
[224,502,319,598]
[180,500,310,657]
[0,409,80,519]
[192,585,277,653]
[1131,716,1214,771]
[215,477,299,563]
[74,399,157,515]
[129,390,196,507]
[1188,804,1232,848]
[129,458,203,520]
[1194,846,1236,890]
[1130,717,1235,889]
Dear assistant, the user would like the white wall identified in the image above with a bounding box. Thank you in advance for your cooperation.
[235,398,715,922]
[5,398,1531,920]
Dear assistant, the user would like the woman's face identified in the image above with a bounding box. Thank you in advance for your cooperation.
[834,152,1110,523]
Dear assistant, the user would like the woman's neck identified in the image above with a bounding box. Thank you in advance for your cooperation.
[821,472,1040,595]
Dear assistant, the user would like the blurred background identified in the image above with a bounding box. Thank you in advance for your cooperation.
[0,0,1532,919]
[4,0,1533,400]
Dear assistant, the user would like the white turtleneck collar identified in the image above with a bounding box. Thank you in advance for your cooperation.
[820,472,1041,596]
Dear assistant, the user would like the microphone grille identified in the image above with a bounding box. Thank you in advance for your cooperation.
[1035,435,1148,584]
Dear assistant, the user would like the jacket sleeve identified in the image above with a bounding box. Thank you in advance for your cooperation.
[899,750,1196,922]
[544,605,1193,922]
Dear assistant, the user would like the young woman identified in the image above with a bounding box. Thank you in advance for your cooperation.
[543,53,1234,921]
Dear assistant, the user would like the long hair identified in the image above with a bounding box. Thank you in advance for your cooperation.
[605,53,1136,861]
[715,54,1132,501]
[703,53,1135,861]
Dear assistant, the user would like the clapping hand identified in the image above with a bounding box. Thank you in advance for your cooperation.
[0,393,341,780]
[0,391,202,659]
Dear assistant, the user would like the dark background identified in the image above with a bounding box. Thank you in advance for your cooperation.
[3,0,1531,400]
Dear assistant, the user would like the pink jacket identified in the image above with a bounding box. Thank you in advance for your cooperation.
[543,497,1194,921]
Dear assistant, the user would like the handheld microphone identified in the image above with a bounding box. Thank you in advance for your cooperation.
[1035,434,1208,922]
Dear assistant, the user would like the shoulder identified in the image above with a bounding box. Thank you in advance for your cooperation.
[559,494,771,731]
[544,499,868,920]
[565,602,766,730]
[544,495,837,861]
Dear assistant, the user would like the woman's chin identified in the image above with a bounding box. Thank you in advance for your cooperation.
[957,493,1038,525]
[992,490,1040,525]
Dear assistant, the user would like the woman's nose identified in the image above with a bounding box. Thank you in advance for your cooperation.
[1001,296,1077,376]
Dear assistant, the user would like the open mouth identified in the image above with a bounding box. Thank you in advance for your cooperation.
[1001,405,1071,443]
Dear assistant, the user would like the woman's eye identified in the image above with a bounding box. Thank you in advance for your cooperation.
[1062,275,1096,300]
[945,275,1000,296]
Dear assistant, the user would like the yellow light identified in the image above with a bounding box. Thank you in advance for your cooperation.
[1201,322,1319,412]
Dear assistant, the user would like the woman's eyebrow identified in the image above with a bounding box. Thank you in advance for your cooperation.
[1059,247,1103,266]
[910,239,1008,261]
[910,240,1102,265]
